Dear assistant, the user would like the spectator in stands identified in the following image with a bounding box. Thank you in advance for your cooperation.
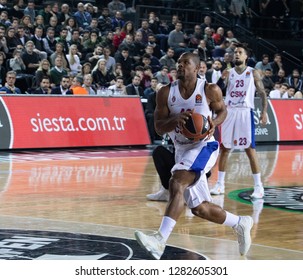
[70,75,88,95]
[118,34,136,59]
[147,11,160,35]
[215,0,229,15]
[16,26,29,49]
[159,47,176,71]
[68,29,84,59]
[0,70,21,93]
[50,75,72,95]
[92,58,115,88]
[286,68,303,92]
[9,0,25,20]
[58,3,72,26]
[47,16,61,37]
[168,67,177,82]
[269,82,283,98]
[100,30,115,54]
[144,45,161,73]
[112,27,124,51]
[188,25,204,49]
[0,10,11,28]
[212,40,228,60]
[86,18,101,36]
[200,15,214,31]
[31,26,47,60]
[98,7,112,33]
[146,34,161,58]
[20,15,34,36]
[81,62,92,78]
[33,76,51,95]
[84,3,98,19]
[0,51,6,85]
[270,53,283,75]
[203,27,215,54]
[42,27,57,56]
[33,14,45,31]
[154,65,170,85]
[195,40,212,62]
[133,31,145,62]
[205,59,223,83]
[56,27,69,54]
[137,19,153,46]
[114,47,133,84]
[262,68,275,94]
[99,46,116,73]
[35,59,52,87]
[9,48,25,73]
[23,0,35,25]
[197,60,208,82]
[66,44,81,76]
[0,26,8,55]
[108,0,127,16]
[168,21,192,58]
[6,27,19,57]
[63,17,78,41]
[229,0,250,28]
[282,86,296,98]
[51,2,59,18]
[74,2,92,30]
[85,45,103,69]
[50,43,69,70]
[82,74,96,95]
[21,40,40,75]
[125,74,144,96]
[272,68,286,84]
[254,54,273,73]
[113,62,123,78]
[108,75,126,95]
[212,27,226,46]
[120,20,136,40]
[144,76,158,98]
[221,52,235,70]
[225,30,239,43]
[50,56,68,86]
[111,11,125,31]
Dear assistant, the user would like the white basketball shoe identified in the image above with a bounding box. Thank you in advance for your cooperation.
[250,184,264,199]
[233,216,254,255]
[134,231,166,260]
[209,181,225,195]
[146,186,169,201]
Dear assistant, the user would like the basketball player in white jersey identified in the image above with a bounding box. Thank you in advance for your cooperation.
[135,52,253,260]
[210,43,268,199]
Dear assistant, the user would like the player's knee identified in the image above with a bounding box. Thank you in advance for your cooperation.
[169,176,186,197]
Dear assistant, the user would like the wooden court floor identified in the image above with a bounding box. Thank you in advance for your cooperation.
[0,144,302,260]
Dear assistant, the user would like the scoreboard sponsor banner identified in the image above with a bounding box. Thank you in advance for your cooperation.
[0,96,150,149]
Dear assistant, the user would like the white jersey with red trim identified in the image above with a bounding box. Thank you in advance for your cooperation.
[167,78,212,147]
[225,66,256,109]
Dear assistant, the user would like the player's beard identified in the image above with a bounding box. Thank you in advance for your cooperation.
[234,60,244,66]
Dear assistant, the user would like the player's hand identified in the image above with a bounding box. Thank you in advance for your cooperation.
[260,111,267,125]
[177,110,193,130]
[205,115,215,139]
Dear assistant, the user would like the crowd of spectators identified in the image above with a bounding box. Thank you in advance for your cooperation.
[0,0,302,140]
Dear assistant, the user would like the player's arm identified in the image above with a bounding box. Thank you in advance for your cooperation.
[154,84,191,136]
[205,83,227,137]
[253,69,268,125]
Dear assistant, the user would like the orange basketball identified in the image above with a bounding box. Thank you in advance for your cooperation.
[182,113,210,141]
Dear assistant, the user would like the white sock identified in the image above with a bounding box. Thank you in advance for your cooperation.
[223,211,240,227]
[217,171,226,184]
[159,216,176,242]
[252,173,262,186]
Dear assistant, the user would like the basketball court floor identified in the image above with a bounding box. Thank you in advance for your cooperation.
[0,143,302,260]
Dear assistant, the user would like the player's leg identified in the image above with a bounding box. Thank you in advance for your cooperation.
[245,146,264,199]
[146,146,175,201]
[210,144,230,195]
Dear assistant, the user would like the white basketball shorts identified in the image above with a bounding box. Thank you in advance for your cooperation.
[221,107,255,149]
[172,138,219,208]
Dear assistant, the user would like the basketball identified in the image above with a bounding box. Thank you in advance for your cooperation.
[182,113,210,141]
